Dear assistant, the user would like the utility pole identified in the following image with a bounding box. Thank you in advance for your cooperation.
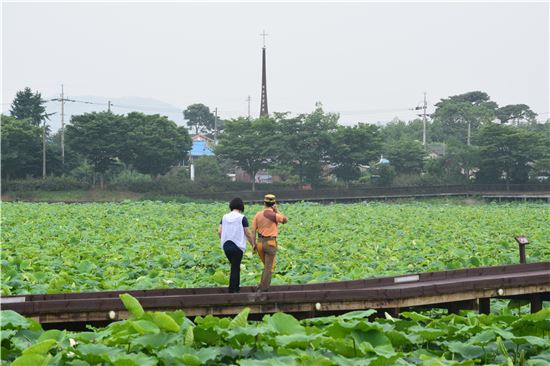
[42,119,46,179]
[60,84,65,169]
[108,100,112,113]
[214,107,218,144]
[467,120,471,146]
[246,96,251,118]
[412,92,428,146]
[422,92,427,146]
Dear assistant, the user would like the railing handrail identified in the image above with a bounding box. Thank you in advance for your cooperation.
[185,183,550,200]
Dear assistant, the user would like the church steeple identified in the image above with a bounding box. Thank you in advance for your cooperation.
[260,30,269,117]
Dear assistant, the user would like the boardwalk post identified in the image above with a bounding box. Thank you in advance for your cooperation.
[519,245,526,264]
[514,236,529,264]
[479,298,491,315]
[530,294,542,313]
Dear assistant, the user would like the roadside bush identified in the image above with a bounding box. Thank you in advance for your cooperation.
[153,176,197,194]
[68,161,95,185]
[109,174,216,194]
[194,157,226,181]
[392,173,466,187]
[109,170,154,192]
[2,177,91,192]
[370,165,396,186]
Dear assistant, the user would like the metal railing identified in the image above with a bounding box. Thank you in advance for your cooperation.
[185,184,550,202]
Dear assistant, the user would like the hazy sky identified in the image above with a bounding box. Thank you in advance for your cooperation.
[2,1,549,129]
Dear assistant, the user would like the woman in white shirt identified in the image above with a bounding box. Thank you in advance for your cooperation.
[218,197,254,293]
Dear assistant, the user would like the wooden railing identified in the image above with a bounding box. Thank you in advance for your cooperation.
[185,184,550,202]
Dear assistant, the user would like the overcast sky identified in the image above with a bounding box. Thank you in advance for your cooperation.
[2,1,549,130]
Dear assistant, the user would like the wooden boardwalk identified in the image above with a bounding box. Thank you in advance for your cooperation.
[187,185,550,204]
[4,184,549,204]
[252,192,550,204]
[480,193,550,202]
[2,262,548,326]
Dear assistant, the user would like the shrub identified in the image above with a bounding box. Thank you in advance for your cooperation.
[154,176,197,194]
[2,177,91,192]
[391,173,466,187]
[369,165,396,186]
[109,170,153,192]
[194,157,226,181]
[68,161,95,185]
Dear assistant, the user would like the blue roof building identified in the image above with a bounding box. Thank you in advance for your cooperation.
[190,140,214,157]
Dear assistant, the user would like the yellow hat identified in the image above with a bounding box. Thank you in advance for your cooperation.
[264,194,276,203]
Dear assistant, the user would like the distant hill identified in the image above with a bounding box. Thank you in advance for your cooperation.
[4,96,188,133]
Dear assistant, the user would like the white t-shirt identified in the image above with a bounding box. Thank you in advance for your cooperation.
[220,211,248,252]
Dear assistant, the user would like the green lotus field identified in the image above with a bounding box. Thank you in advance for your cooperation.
[2,201,549,295]
[2,293,550,365]
[2,201,550,365]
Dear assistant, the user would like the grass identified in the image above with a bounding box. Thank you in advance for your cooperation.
[1,190,215,204]
[1,190,144,202]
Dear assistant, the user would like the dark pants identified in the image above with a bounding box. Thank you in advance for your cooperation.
[223,241,243,293]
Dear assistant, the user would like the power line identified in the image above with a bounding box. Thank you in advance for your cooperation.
[43,99,425,121]
[47,98,104,106]
[109,103,181,113]
[44,93,420,119]
[46,98,183,114]
[62,85,65,167]
[42,90,549,125]
[338,108,415,116]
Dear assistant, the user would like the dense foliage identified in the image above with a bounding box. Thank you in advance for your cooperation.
[183,103,217,135]
[216,117,279,192]
[66,112,192,181]
[2,201,548,296]
[1,116,43,180]
[1,294,549,365]
[4,87,549,190]
[9,87,49,127]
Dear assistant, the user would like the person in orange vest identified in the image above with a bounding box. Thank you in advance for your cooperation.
[251,194,288,292]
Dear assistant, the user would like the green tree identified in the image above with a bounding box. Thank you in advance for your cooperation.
[44,131,82,176]
[121,113,192,176]
[446,91,495,106]
[328,124,381,186]
[183,103,216,135]
[65,112,126,188]
[445,139,480,180]
[380,118,424,144]
[496,104,537,124]
[370,164,396,186]
[277,104,339,186]
[194,156,226,183]
[384,139,427,175]
[9,87,49,126]
[268,163,297,183]
[431,91,498,143]
[1,115,42,179]
[216,117,278,191]
[474,123,545,185]
[424,139,480,182]
[531,158,550,180]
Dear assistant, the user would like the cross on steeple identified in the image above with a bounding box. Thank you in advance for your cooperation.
[260,30,268,48]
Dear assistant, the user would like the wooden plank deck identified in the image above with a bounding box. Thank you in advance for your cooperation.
[2,262,548,325]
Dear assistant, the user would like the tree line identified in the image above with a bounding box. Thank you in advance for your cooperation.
[2,88,549,191]
[2,88,192,187]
